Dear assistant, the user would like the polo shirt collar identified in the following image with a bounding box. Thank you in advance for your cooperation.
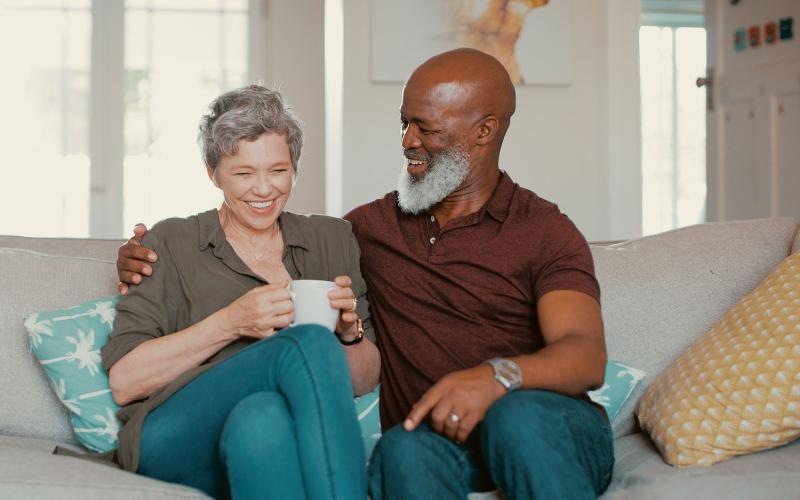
[481,170,515,223]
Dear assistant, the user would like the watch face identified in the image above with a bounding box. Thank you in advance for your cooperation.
[497,360,520,382]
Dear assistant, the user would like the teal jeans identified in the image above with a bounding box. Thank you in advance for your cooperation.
[368,390,614,500]
[137,325,366,500]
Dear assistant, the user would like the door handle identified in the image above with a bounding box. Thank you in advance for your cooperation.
[696,77,712,88]
[697,68,714,111]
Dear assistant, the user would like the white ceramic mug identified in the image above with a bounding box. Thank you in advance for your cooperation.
[287,279,339,332]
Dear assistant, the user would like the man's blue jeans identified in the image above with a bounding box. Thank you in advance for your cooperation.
[368,390,614,500]
[137,325,366,500]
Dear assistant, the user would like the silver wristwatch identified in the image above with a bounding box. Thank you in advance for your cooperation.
[485,358,522,392]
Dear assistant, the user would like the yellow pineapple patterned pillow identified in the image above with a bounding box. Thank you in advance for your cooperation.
[637,251,800,467]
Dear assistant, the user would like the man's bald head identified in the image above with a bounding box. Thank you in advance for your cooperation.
[405,48,516,129]
[396,49,517,213]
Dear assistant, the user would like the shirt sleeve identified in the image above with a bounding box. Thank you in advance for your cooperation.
[101,229,180,370]
[533,214,601,304]
[345,229,376,344]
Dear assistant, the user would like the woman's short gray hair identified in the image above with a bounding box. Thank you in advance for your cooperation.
[199,85,303,171]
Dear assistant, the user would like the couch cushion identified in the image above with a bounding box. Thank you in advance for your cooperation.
[0,237,121,444]
[592,218,798,437]
[637,251,800,466]
[601,432,800,499]
[0,435,208,499]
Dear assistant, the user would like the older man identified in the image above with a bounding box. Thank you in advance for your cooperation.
[118,49,613,499]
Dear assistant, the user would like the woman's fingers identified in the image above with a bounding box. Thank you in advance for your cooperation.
[255,282,291,305]
[333,275,352,287]
[265,311,293,332]
[328,284,357,312]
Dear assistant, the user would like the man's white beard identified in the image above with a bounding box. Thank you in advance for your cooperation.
[396,147,470,214]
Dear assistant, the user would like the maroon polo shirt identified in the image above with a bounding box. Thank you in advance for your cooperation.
[344,171,600,429]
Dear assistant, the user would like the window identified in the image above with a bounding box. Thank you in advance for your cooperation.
[0,0,91,237]
[123,0,247,233]
[640,1,706,235]
[0,0,249,238]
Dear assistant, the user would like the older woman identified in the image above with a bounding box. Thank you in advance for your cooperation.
[102,85,379,499]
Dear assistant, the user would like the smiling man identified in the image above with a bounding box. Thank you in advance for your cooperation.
[117,49,614,499]
[343,48,614,499]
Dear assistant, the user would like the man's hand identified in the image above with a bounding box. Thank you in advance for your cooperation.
[404,364,506,443]
[117,223,158,294]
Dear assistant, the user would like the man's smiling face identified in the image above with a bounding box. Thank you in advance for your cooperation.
[396,80,474,214]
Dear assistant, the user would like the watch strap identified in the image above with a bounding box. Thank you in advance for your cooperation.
[335,318,364,346]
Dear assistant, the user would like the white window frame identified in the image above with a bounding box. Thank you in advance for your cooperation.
[84,0,266,237]
[640,0,705,234]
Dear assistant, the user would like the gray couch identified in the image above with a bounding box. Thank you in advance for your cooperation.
[2,218,799,499]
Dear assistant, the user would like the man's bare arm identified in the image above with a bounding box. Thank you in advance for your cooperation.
[514,289,607,394]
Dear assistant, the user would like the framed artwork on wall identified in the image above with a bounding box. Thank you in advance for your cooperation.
[371,0,572,85]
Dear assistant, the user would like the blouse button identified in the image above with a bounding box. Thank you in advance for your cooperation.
[430,215,435,222]
[429,237,436,244]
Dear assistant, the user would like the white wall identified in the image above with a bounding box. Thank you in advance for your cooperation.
[341,0,642,241]
[250,0,326,215]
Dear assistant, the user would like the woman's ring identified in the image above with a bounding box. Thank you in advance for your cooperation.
[350,297,358,311]
[449,412,460,423]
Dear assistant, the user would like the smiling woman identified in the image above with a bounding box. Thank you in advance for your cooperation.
[200,88,301,281]
[96,85,381,499]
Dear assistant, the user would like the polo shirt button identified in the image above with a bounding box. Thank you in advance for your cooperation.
[430,215,435,222]
[429,237,436,244]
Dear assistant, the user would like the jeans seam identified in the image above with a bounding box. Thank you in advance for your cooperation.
[456,447,472,496]
[274,331,339,499]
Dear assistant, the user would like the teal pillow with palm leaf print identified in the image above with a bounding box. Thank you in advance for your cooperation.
[588,360,646,421]
[354,385,381,460]
[24,296,122,453]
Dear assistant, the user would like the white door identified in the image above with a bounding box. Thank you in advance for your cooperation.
[705,0,800,222]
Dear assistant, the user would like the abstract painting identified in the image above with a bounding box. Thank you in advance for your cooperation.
[371,0,572,85]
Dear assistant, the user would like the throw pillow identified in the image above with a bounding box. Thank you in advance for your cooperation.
[24,296,122,453]
[354,386,381,460]
[637,251,800,467]
[588,360,646,421]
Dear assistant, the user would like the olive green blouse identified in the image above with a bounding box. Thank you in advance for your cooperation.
[99,209,374,471]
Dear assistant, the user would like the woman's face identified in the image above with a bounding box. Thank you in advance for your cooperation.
[209,133,294,233]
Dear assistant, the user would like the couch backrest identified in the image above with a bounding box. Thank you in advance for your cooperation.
[2,218,798,445]
[0,236,122,444]
[592,217,798,437]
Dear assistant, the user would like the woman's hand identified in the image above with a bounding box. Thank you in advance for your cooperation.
[329,276,360,339]
[223,283,294,340]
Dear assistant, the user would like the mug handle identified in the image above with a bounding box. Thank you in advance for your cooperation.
[286,283,296,326]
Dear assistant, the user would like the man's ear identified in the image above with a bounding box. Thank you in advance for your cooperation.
[475,115,499,146]
[206,165,219,187]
